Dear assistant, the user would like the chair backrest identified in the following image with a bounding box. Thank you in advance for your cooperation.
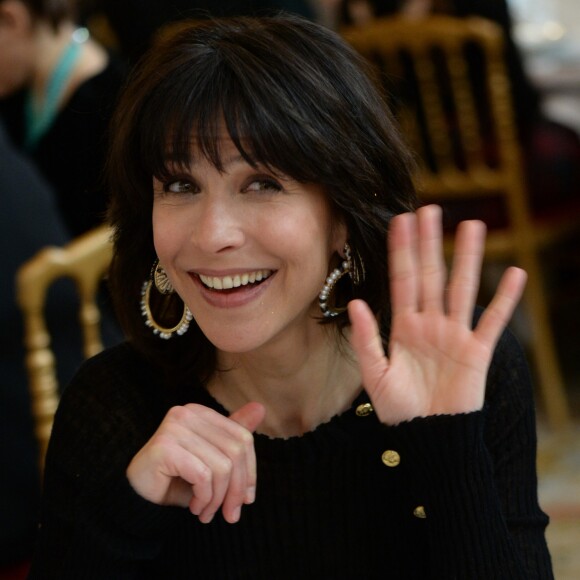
[16,225,114,471]
[342,15,530,251]
[343,16,576,430]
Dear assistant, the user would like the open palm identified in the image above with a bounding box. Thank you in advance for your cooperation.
[348,205,527,425]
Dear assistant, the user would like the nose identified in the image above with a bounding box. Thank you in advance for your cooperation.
[191,195,245,254]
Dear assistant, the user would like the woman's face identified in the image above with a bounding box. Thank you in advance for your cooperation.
[152,137,347,355]
[0,1,35,97]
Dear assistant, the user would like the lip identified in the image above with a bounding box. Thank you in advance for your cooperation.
[194,268,269,277]
[188,270,276,309]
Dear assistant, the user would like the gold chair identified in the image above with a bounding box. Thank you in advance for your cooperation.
[343,15,578,430]
[16,225,114,471]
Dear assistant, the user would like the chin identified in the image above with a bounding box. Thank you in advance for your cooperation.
[199,326,268,355]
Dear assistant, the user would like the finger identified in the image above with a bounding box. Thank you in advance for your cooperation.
[154,407,220,514]
[229,402,265,506]
[182,413,253,524]
[388,212,419,316]
[164,407,241,523]
[230,402,266,433]
[218,437,251,524]
[417,205,446,312]
[134,434,214,510]
[348,299,389,399]
[474,267,527,349]
[195,448,232,524]
[178,403,262,515]
[162,424,221,519]
[447,220,486,325]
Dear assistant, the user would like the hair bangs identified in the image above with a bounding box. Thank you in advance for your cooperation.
[138,41,327,186]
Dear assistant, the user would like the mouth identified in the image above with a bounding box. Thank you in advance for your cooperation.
[197,269,274,291]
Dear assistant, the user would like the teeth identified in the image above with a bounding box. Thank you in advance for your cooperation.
[199,270,272,290]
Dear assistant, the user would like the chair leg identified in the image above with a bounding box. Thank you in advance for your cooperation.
[520,249,571,431]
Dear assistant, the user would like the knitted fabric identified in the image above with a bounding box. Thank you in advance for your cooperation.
[29,328,553,579]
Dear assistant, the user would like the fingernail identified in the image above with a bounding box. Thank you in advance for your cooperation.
[200,512,214,524]
[231,506,241,523]
[245,486,256,504]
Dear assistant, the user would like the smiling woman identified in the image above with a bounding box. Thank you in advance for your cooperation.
[104,14,416,383]
[29,14,554,580]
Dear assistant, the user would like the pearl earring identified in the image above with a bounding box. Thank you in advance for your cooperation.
[140,260,193,339]
[318,243,353,318]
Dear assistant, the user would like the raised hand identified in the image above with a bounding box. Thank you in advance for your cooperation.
[348,204,527,425]
[126,402,265,524]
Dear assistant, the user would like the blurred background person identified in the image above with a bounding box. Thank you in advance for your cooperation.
[0,117,72,575]
[0,0,126,237]
[0,117,122,577]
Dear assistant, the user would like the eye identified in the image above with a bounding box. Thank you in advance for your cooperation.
[243,177,283,194]
[163,178,199,195]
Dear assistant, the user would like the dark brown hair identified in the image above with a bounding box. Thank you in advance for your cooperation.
[107,14,417,381]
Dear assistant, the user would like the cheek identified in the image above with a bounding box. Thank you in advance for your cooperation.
[152,206,182,263]
[0,59,24,96]
[264,210,337,277]
[0,41,32,94]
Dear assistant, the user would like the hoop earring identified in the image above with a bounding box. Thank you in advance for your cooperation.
[318,243,353,318]
[140,260,193,339]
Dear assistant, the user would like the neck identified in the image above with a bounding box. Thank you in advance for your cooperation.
[29,20,107,104]
[30,21,77,97]
[207,327,362,438]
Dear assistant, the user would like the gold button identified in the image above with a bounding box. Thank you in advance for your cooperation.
[355,403,374,417]
[381,449,400,467]
[413,506,426,519]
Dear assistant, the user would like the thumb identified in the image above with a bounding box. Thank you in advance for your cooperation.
[229,401,266,433]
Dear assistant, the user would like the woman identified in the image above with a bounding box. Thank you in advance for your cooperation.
[29,15,553,579]
[0,0,125,236]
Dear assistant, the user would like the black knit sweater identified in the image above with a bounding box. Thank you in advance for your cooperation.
[29,328,553,579]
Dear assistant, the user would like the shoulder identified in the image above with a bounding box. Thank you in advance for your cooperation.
[55,342,170,440]
[68,340,151,380]
[65,341,148,382]
[56,54,126,132]
[0,123,65,244]
[45,343,170,485]
[69,52,126,108]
